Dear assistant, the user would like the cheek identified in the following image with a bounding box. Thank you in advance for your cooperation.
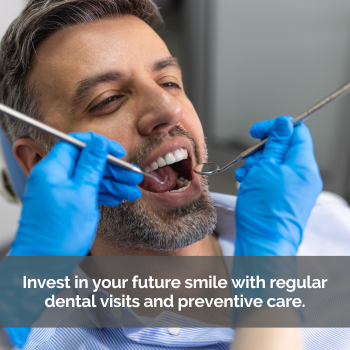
[181,103,206,147]
[71,117,136,156]
[97,124,134,157]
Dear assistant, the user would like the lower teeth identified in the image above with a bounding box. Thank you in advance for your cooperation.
[168,177,191,193]
[177,177,189,187]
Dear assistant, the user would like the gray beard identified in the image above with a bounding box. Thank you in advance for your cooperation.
[96,175,217,251]
[35,125,217,251]
[96,126,217,252]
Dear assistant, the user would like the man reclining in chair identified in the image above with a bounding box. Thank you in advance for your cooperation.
[0,1,349,349]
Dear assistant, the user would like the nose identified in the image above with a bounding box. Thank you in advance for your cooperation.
[137,83,183,136]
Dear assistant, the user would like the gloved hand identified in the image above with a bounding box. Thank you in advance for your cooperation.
[9,132,143,257]
[234,116,323,256]
[3,132,143,348]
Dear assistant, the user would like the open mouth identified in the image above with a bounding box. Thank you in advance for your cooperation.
[139,147,193,194]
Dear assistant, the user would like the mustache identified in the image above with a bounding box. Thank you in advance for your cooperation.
[127,125,200,167]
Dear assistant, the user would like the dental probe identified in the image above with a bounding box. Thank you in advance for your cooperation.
[0,103,168,185]
[194,80,350,176]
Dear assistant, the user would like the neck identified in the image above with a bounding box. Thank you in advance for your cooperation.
[90,234,221,256]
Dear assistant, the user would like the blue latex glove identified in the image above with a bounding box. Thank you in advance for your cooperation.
[10,132,142,257]
[4,132,143,347]
[234,116,323,256]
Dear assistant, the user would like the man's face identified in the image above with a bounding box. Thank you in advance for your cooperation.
[28,15,216,251]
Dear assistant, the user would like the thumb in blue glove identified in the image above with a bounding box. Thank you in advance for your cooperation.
[234,116,323,256]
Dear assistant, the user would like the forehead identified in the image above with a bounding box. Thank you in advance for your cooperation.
[29,15,170,84]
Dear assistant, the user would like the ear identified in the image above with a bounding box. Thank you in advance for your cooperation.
[13,138,47,177]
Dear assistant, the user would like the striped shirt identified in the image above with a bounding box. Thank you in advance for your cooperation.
[19,192,350,350]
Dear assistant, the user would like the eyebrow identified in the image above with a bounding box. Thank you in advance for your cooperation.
[71,72,123,113]
[70,56,182,113]
[150,56,182,73]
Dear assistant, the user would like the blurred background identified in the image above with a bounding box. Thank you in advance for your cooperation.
[1,0,350,249]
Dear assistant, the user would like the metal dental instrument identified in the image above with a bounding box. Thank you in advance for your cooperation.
[194,80,350,176]
[0,103,168,185]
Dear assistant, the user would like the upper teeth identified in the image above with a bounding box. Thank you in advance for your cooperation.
[144,148,188,173]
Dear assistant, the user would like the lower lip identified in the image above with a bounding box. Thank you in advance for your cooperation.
[140,171,201,208]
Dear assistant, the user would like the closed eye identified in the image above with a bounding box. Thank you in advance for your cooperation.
[90,95,124,112]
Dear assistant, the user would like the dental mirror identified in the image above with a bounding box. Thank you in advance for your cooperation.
[194,163,220,175]
[194,80,350,176]
[0,103,168,185]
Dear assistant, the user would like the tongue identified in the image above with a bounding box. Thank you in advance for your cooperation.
[140,165,178,193]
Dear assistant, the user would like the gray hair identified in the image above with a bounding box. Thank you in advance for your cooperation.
[0,0,163,147]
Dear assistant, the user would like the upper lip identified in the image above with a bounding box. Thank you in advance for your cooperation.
[136,137,194,171]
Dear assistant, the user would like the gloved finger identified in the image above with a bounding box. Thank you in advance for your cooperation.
[71,132,143,185]
[33,141,80,180]
[235,150,263,183]
[244,149,263,172]
[235,167,246,183]
[99,179,142,202]
[104,163,143,185]
[284,123,319,173]
[69,132,126,158]
[73,132,109,186]
[261,116,294,164]
[98,193,124,207]
[250,119,276,139]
